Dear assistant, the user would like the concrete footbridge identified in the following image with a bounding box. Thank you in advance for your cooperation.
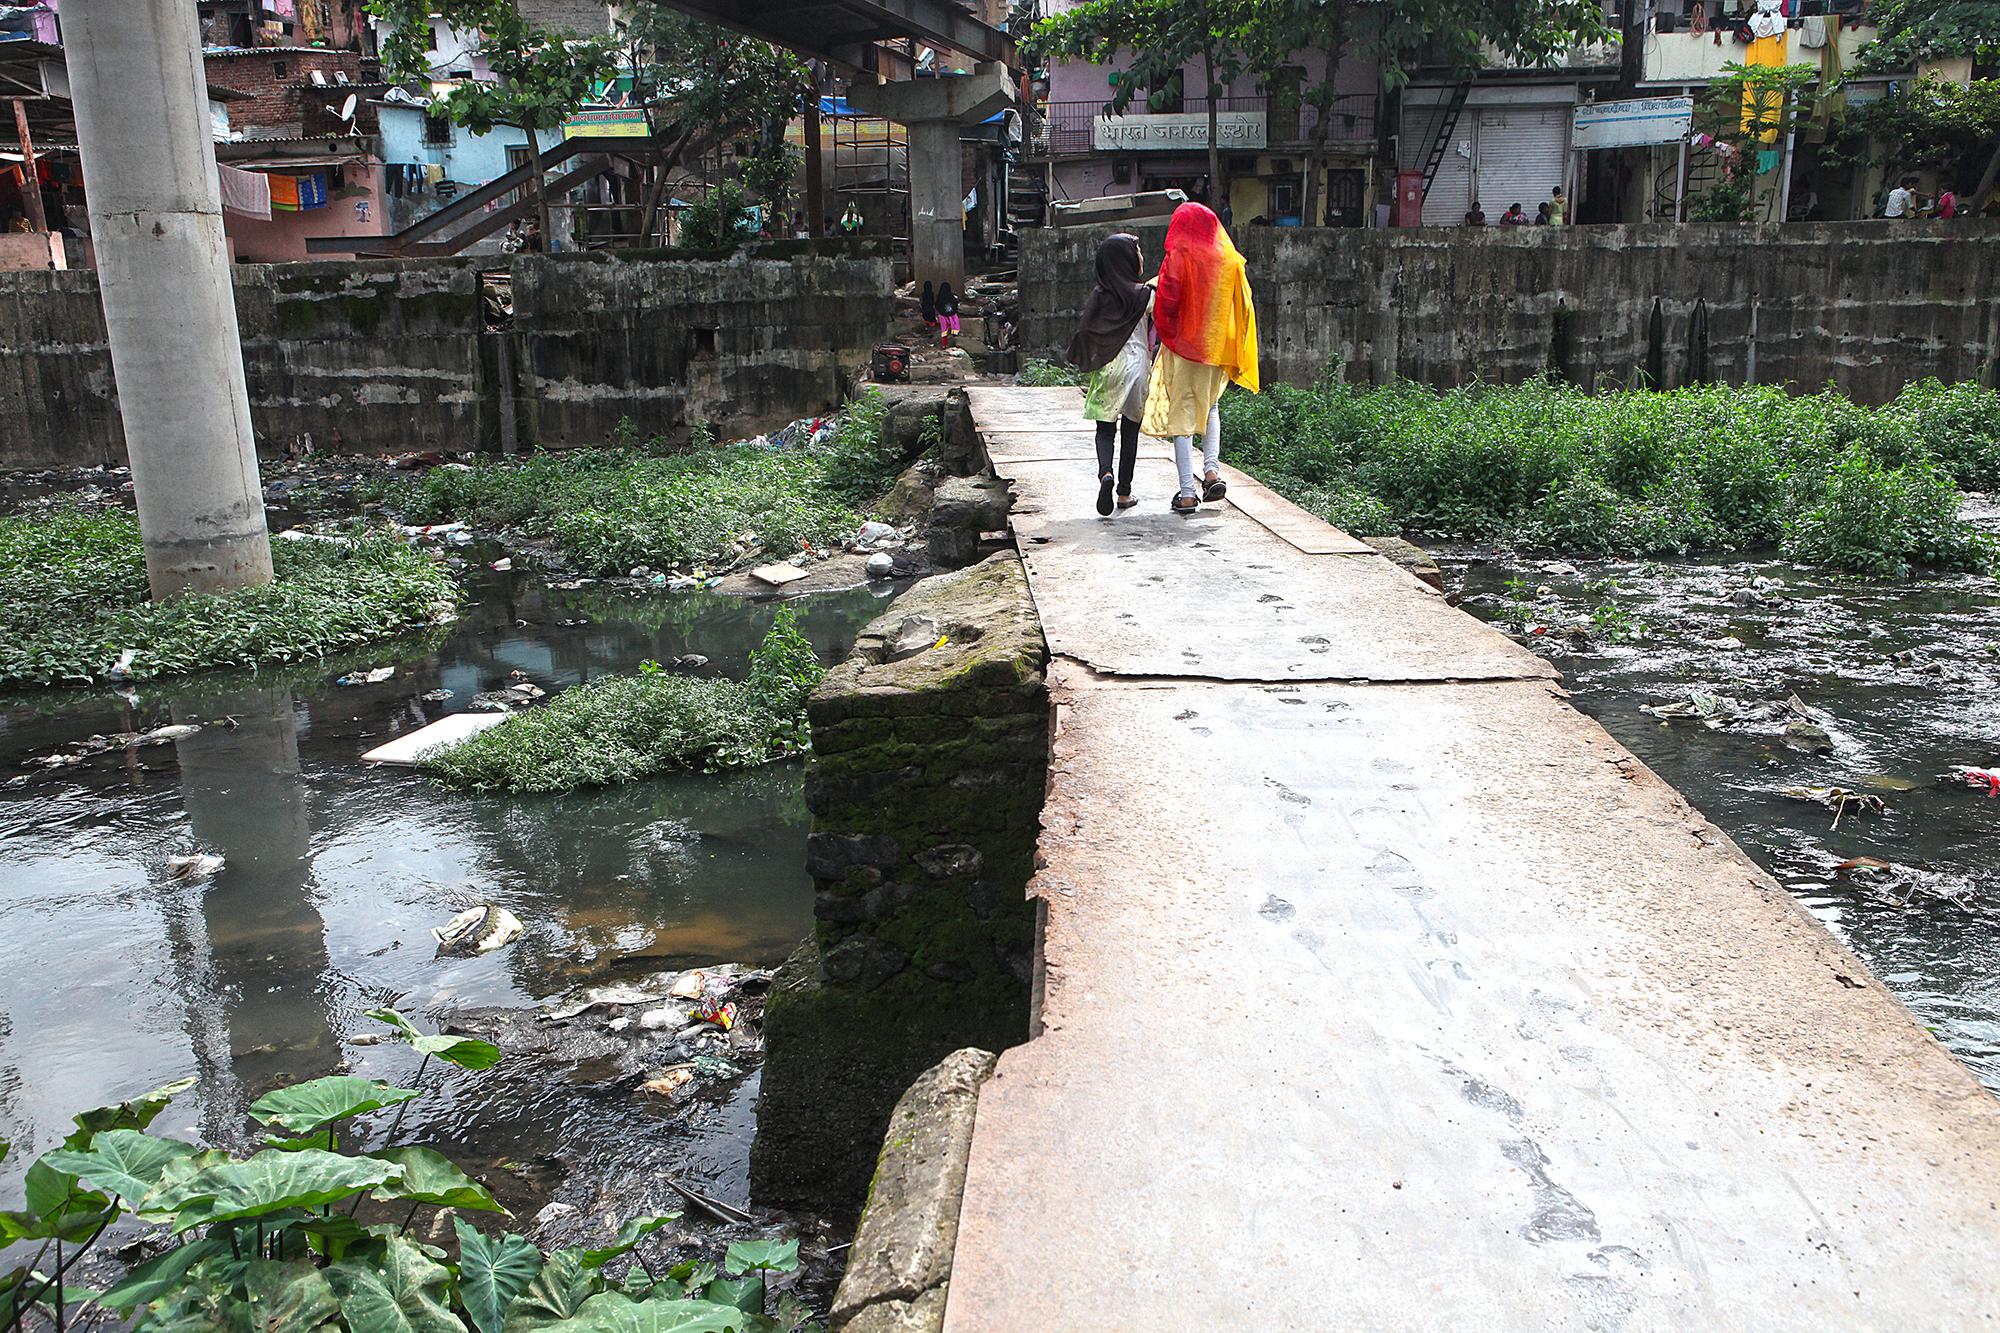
[835,386,2000,1330]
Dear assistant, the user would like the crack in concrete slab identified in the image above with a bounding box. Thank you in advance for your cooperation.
[1046,650,1561,691]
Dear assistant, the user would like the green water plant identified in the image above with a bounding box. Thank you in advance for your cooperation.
[1014,359,1086,388]
[370,394,910,576]
[425,609,825,793]
[0,507,461,688]
[1221,377,2000,576]
[0,1015,816,1333]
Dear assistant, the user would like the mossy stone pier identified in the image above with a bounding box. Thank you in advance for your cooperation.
[752,554,1047,1213]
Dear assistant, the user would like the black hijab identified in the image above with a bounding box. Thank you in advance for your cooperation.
[937,282,959,315]
[920,281,936,319]
[1066,233,1149,372]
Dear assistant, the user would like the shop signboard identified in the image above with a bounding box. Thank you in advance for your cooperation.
[1571,96,1695,150]
[1093,111,1266,152]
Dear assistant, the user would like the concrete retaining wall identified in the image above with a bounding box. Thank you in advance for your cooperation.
[753,552,1047,1215]
[1020,221,2000,403]
[0,244,896,469]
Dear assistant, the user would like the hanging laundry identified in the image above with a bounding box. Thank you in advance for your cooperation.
[218,163,272,221]
[1798,14,1828,45]
[423,163,445,185]
[294,171,328,209]
[268,173,300,210]
[1741,30,1789,142]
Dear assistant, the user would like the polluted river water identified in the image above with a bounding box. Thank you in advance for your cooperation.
[0,556,904,1272]
[1448,502,2000,1092]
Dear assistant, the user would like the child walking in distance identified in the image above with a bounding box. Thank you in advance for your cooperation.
[936,282,961,349]
[1067,233,1155,515]
[1141,202,1259,515]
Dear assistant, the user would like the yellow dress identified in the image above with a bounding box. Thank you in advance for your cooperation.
[1141,346,1230,438]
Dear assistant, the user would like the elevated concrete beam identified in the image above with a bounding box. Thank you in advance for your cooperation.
[847,66,1014,292]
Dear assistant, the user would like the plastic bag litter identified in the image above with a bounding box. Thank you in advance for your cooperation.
[338,666,396,686]
[853,520,899,549]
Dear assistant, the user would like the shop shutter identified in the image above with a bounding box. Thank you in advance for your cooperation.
[1400,100,1475,225]
[1474,106,1570,221]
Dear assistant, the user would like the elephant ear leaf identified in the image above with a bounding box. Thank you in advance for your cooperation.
[326,1235,465,1333]
[42,1130,198,1209]
[157,1150,404,1233]
[367,1148,504,1213]
[564,1292,750,1333]
[239,1258,342,1333]
[579,1214,680,1269]
[501,1249,597,1333]
[248,1077,419,1136]
[64,1077,197,1149]
[455,1218,542,1333]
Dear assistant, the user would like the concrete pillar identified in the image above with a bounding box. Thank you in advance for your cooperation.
[64,0,272,597]
[847,65,1013,292]
[908,118,967,289]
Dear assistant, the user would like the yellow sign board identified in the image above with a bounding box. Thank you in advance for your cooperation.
[563,108,649,139]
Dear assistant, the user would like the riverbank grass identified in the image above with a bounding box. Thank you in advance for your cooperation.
[1224,377,1999,576]
[378,393,903,577]
[425,608,825,793]
[0,505,460,687]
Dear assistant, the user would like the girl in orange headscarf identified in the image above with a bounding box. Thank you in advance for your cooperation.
[1140,202,1259,515]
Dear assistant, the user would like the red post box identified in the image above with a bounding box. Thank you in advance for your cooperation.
[1393,170,1426,228]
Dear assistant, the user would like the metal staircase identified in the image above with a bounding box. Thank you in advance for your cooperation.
[1419,78,1473,198]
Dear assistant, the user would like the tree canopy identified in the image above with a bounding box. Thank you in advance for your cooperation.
[1855,0,2000,71]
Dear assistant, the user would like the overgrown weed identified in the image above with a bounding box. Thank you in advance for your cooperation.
[425,609,824,793]
[0,506,460,687]
[1223,377,2000,576]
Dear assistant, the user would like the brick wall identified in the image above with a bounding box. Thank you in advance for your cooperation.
[204,49,368,135]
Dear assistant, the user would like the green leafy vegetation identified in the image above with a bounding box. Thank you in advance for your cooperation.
[0,1013,818,1333]
[375,395,903,577]
[1222,378,2000,577]
[1015,358,1087,387]
[425,609,825,793]
[0,507,461,688]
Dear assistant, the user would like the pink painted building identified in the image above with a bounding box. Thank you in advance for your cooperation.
[1033,31,1379,226]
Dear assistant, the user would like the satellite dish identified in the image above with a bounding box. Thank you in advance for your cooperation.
[339,93,358,123]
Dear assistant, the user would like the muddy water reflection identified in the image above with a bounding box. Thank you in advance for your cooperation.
[1449,545,2000,1090]
[0,579,900,1209]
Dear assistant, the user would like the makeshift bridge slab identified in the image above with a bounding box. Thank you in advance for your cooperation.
[936,386,2000,1329]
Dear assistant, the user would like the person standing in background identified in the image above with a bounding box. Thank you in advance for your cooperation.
[1548,186,1567,225]
[936,281,961,350]
[1884,176,1918,218]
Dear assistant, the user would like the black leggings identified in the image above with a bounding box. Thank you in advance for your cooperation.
[1095,416,1140,494]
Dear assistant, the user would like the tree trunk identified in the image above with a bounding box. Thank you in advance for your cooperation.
[1204,37,1223,214]
[1302,103,1331,226]
[636,127,694,244]
[526,127,553,249]
[1971,136,2000,214]
[1375,73,1403,220]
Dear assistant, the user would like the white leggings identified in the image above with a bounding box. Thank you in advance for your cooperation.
[1172,404,1222,499]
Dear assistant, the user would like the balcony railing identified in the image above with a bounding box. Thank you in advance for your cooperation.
[1031,94,1377,157]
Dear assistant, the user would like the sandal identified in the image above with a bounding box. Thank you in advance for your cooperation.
[1115,493,1138,511]
[1096,472,1115,516]
[1171,494,1200,516]
[1202,470,1228,503]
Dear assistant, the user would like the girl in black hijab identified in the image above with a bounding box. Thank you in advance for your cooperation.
[919,281,937,329]
[1067,233,1154,515]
